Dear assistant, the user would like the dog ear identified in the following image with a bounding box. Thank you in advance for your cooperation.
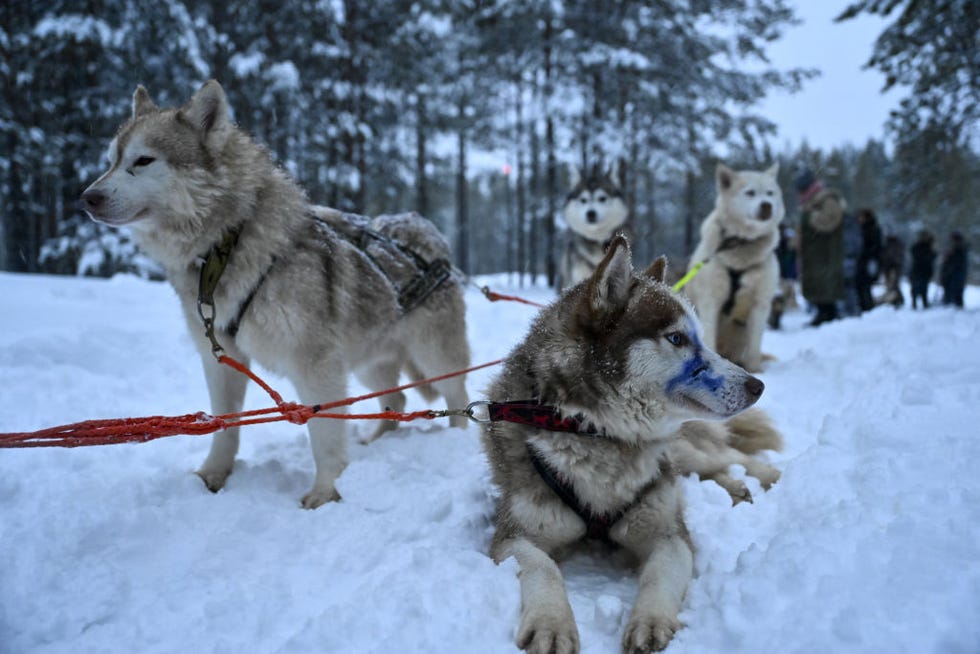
[132,86,157,118]
[586,235,632,315]
[765,162,780,178]
[644,255,669,283]
[182,79,232,142]
[716,164,734,191]
[613,158,626,190]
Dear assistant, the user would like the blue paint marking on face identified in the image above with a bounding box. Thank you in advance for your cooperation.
[665,328,725,395]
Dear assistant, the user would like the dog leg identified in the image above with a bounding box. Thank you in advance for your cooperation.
[621,534,693,653]
[740,303,769,372]
[409,336,470,430]
[703,471,753,505]
[493,537,580,654]
[354,360,406,444]
[296,371,349,509]
[196,343,249,493]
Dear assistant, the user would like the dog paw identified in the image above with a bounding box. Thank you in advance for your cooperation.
[728,481,754,505]
[517,607,580,654]
[622,615,681,653]
[195,468,231,493]
[755,466,781,490]
[300,484,341,509]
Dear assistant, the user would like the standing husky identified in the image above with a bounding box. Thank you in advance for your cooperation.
[683,163,784,372]
[80,80,470,508]
[482,236,779,653]
[557,163,629,292]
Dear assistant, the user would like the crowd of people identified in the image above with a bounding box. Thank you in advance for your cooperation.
[771,167,971,328]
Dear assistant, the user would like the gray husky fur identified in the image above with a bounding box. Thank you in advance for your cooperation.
[557,164,629,292]
[481,237,781,653]
[81,80,470,508]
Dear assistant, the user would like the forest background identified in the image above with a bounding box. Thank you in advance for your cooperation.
[2,1,977,283]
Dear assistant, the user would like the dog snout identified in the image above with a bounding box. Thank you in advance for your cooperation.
[80,189,106,214]
[744,376,764,398]
[586,209,597,223]
[758,202,772,221]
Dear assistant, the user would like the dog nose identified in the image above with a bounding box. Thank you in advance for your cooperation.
[744,376,764,398]
[758,202,772,220]
[80,190,106,213]
[586,209,597,223]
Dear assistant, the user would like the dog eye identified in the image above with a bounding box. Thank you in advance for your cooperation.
[665,332,689,347]
[133,156,156,167]
[746,189,756,197]
[597,195,607,203]
[579,197,588,204]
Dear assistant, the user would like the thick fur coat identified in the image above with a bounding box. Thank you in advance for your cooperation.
[684,163,784,372]
[81,80,470,508]
[482,237,781,653]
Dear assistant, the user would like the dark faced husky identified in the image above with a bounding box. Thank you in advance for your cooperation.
[481,236,780,653]
[81,80,470,508]
[558,163,629,292]
[683,163,784,372]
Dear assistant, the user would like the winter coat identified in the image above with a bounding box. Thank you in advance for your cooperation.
[858,220,883,281]
[940,243,969,292]
[842,214,862,281]
[798,188,845,305]
[909,240,936,283]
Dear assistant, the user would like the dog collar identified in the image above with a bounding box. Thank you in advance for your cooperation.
[479,400,605,437]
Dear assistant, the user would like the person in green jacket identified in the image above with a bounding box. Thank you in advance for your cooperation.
[795,168,846,326]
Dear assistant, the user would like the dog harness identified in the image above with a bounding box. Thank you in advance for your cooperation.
[194,213,452,355]
[485,400,650,542]
[310,213,453,313]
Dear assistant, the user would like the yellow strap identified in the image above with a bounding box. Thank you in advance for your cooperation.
[672,260,705,292]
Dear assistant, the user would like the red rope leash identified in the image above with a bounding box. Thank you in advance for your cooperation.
[0,281,543,449]
[0,357,504,449]
[480,285,548,309]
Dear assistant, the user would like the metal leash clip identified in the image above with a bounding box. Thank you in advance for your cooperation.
[428,401,492,424]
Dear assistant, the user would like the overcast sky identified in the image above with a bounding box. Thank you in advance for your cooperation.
[760,2,899,151]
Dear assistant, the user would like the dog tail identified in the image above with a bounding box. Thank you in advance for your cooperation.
[725,408,783,453]
[405,360,440,402]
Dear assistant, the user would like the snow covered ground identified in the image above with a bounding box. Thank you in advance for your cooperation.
[1,271,978,654]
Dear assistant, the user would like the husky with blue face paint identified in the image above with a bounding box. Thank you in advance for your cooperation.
[481,236,782,654]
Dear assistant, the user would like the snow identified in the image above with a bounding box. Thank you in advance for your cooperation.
[1,271,979,654]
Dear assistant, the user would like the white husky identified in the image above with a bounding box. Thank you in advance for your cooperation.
[81,80,470,508]
[684,163,784,372]
[481,236,781,653]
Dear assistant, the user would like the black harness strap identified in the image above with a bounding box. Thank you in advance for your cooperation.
[526,443,622,541]
[721,266,744,317]
[487,400,640,542]
[226,257,277,338]
[313,215,452,314]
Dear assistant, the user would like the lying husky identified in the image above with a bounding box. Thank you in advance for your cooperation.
[557,163,629,292]
[81,80,470,508]
[684,163,784,372]
[481,236,780,652]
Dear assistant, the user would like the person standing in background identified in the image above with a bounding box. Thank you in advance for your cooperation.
[795,167,846,326]
[909,230,937,309]
[855,208,883,312]
[841,210,862,316]
[939,231,969,308]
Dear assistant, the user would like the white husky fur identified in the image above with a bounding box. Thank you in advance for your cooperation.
[81,80,470,508]
[482,237,782,653]
[684,163,784,372]
[558,164,629,292]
